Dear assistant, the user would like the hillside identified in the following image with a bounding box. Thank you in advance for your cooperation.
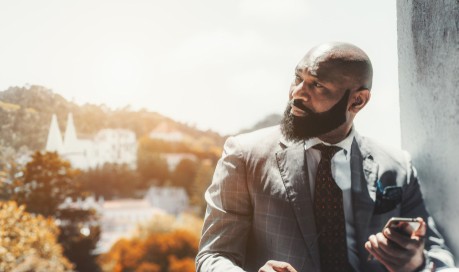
[238,113,282,134]
[0,85,225,152]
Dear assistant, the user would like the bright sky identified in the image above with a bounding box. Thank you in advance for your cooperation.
[0,0,400,147]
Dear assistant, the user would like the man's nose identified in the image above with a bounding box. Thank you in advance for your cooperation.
[291,81,310,102]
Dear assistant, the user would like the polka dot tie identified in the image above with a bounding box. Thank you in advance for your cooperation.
[313,144,353,272]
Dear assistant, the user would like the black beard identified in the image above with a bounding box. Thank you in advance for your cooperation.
[280,89,350,142]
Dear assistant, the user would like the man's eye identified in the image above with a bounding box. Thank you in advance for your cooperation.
[313,82,323,88]
[294,75,302,83]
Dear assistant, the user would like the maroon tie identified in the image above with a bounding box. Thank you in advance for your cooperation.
[313,144,352,272]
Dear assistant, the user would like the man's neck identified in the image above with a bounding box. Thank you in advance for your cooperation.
[318,123,353,144]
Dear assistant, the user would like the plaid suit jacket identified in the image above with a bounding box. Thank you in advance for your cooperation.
[196,126,454,272]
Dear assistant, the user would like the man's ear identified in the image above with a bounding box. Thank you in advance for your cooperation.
[349,89,370,113]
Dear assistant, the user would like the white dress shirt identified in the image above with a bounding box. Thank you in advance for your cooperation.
[304,128,359,270]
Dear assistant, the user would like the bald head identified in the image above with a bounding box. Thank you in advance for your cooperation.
[298,42,373,91]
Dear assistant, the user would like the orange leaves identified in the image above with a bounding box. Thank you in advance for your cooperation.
[12,151,81,217]
[135,262,161,272]
[168,256,196,272]
[99,229,199,272]
[0,201,73,272]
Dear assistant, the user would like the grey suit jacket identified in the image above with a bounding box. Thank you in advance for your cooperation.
[196,126,454,272]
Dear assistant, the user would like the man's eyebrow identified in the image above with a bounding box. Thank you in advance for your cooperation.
[295,67,303,74]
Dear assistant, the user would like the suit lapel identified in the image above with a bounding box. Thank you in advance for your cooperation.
[275,133,380,270]
[351,136,379,269]
[276,139,320,270]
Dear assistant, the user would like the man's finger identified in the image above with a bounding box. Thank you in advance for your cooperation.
[376,233,407,260]
[273,265,297,272]
[368,235,398,266]
[272,261,297,272]
[384,227,413,249]
[365,240,398,268]
[413,218,426,237]
[259,260,298,272]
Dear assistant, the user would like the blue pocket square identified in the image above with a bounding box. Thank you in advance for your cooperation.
[373,180,402,214]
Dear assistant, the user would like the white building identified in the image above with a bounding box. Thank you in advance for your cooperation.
[59,186,189,254]
[95,198,166,254]
[149,122,185,142]
[144,186,189,215]
[45,113,137,170]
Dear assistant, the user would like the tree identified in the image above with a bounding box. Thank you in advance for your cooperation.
[77,163,141,199]
[170,159,198,195]
[12,151,80,216]
[12,151,101,271]
[57,207,101,272]
[137,150,169,187]
[168,256,196,272]
[135,213,203,240]
[0,146,19,200]
[0,201,73,272]
[190,160,215,215]
[99,230,198,272]
[100,214,203,272]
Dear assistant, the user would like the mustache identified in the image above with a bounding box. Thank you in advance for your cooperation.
[290,99,315,115]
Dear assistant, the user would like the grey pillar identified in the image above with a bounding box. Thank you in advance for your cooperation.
[397,0,459,261]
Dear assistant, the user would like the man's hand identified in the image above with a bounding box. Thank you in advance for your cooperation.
[365,217,427,272]
[258,260,298,272]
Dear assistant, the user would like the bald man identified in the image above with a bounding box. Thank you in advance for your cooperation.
[196,42,455,272]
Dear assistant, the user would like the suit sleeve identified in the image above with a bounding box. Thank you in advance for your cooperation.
[400,152,455,270]
[196,136,252,272]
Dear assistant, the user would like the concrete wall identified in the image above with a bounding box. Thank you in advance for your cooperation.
[397,0,459,261]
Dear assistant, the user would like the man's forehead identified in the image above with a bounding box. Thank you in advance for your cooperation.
[295,59,326,77]
[296,46,334,75]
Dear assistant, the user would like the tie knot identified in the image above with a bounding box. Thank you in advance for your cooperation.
[313,144,342,160]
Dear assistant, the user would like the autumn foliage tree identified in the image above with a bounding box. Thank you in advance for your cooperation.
[12,151,101,271]
[137,150,169,187]
[170,158,198,195]
[0,201,73,272]
[190,160,214,215]
[99,214,202,272]
[12,151,80,216]
[99,230,198,272]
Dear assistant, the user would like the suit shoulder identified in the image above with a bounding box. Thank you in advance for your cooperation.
[232,125,281,148]
[223,126,281,159]
[357,134,412,170]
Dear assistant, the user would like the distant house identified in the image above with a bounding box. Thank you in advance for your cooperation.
[45,113,137,170]
[95,198,166,254]
[149,122,185,142]
[59,186,189,255]
[144,186,189,215]
[148,122,198,171]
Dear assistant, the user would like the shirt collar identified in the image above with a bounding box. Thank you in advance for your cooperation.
[304,127,355,158]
